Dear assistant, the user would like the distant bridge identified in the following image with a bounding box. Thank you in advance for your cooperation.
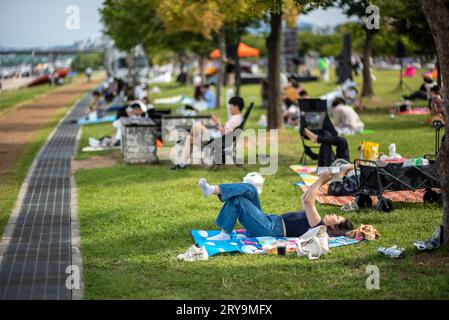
[0,49,103,55]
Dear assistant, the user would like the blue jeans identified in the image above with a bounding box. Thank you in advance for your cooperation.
[215,183,285,237]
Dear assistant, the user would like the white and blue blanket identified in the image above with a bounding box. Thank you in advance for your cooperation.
[191,229,362,257]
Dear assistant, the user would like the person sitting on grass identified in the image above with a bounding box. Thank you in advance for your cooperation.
[404,74,436,101]
[331,97,364,135]
[283,78,300,108]
[428,85,445,125]
[112,98,148,146]
[303,126,351,167]
[202,84,217,109]
[85,90,105,119]
[170,96,244,170]
[197,172,354,240]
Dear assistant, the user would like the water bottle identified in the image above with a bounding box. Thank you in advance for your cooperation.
[389,144,396,157]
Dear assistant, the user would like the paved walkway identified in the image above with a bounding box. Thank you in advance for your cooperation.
[0,82,97,299]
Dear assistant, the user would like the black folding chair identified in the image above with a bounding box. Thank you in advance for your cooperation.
[298,99,337,164]
[432,120,445,156]
[204,102,254,169]
[147,109,172,142]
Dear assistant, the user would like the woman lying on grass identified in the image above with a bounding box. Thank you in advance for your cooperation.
[199,171,354,241]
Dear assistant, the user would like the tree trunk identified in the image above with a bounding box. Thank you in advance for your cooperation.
[216,28,227,109]
[362,29,375,98]
[178,52,186,85]
[235,31,242,97]
[126,51,135,91]
[179,52,184,74]
[420,0,449,246]
[267,12,283,130]
[199,54,206,84]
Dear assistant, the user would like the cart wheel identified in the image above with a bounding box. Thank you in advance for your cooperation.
[376,198,394,212]
[356,194,373,209]
[423,190,439,204]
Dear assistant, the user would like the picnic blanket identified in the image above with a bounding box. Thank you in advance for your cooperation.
[298,174,319,187]
[399,108,430,115]
[289,165,319,187]
[299,184,426,207]
[78,115,116,125]
[290,165,317,174]
[82,146,121,152]
[191,229,362,257]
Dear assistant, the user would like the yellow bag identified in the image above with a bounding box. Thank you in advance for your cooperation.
[360,141,380,161]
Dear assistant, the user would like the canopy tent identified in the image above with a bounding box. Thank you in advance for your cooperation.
[209,42,260,59]
[422,69,438,79]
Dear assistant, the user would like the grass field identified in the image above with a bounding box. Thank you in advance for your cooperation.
[0,84,56,115]
[75,69,449,299]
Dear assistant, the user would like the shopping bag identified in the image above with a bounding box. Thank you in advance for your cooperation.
[295,225,330,260]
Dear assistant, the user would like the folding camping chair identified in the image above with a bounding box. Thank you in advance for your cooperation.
[204,102,254,169]
[147,109,172,142]
[433,120,445,156]
[298,99,337,164]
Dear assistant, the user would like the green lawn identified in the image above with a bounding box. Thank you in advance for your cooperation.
[75,70,449,299]
[0,85,56,115]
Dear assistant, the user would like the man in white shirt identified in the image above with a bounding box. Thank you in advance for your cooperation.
[171,96,245,170]
[331,97,364,135]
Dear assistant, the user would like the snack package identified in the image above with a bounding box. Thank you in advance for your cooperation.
[360,141,380,161]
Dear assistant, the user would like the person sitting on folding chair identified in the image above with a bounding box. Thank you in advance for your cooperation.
[299,99,351,167]
[303,127,350,167]
[171,96,245,170]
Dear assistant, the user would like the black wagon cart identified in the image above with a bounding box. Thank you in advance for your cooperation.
[353,158,441,212]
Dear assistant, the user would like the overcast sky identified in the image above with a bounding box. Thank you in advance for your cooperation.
[0,1,349,48]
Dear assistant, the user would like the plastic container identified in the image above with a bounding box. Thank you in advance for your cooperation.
[402,157,430,167]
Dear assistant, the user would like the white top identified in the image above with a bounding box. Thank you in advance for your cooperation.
[224,114,244,133]
[333,104,364,132]
[208,114,244,140]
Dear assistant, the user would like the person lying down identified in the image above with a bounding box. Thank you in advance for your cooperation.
[198,171,354,240]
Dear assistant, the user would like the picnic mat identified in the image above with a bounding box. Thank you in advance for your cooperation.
[78,115,116,125]
[191,229,362,257]
[290,165,317,174]
[82,146,121,152]
[399,108,430,115]
[299,184,426,207]
[290,165,319,187]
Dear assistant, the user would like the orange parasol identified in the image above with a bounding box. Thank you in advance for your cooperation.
[209,42,260,59]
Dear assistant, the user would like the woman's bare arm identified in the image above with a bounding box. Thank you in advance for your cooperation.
[301,172,333,227]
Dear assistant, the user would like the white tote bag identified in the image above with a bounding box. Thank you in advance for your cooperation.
[295,225,330,260]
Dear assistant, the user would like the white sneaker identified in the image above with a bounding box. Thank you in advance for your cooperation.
[177,245,209,262]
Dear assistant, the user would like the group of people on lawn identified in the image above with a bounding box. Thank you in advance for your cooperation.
[87,74,445,243]
[180,83,363,242]
[405,74,446,124]
[189,75,446,244]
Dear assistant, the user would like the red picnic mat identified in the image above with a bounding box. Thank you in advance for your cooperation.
[299,184,426,207]
[398,108,430,115]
